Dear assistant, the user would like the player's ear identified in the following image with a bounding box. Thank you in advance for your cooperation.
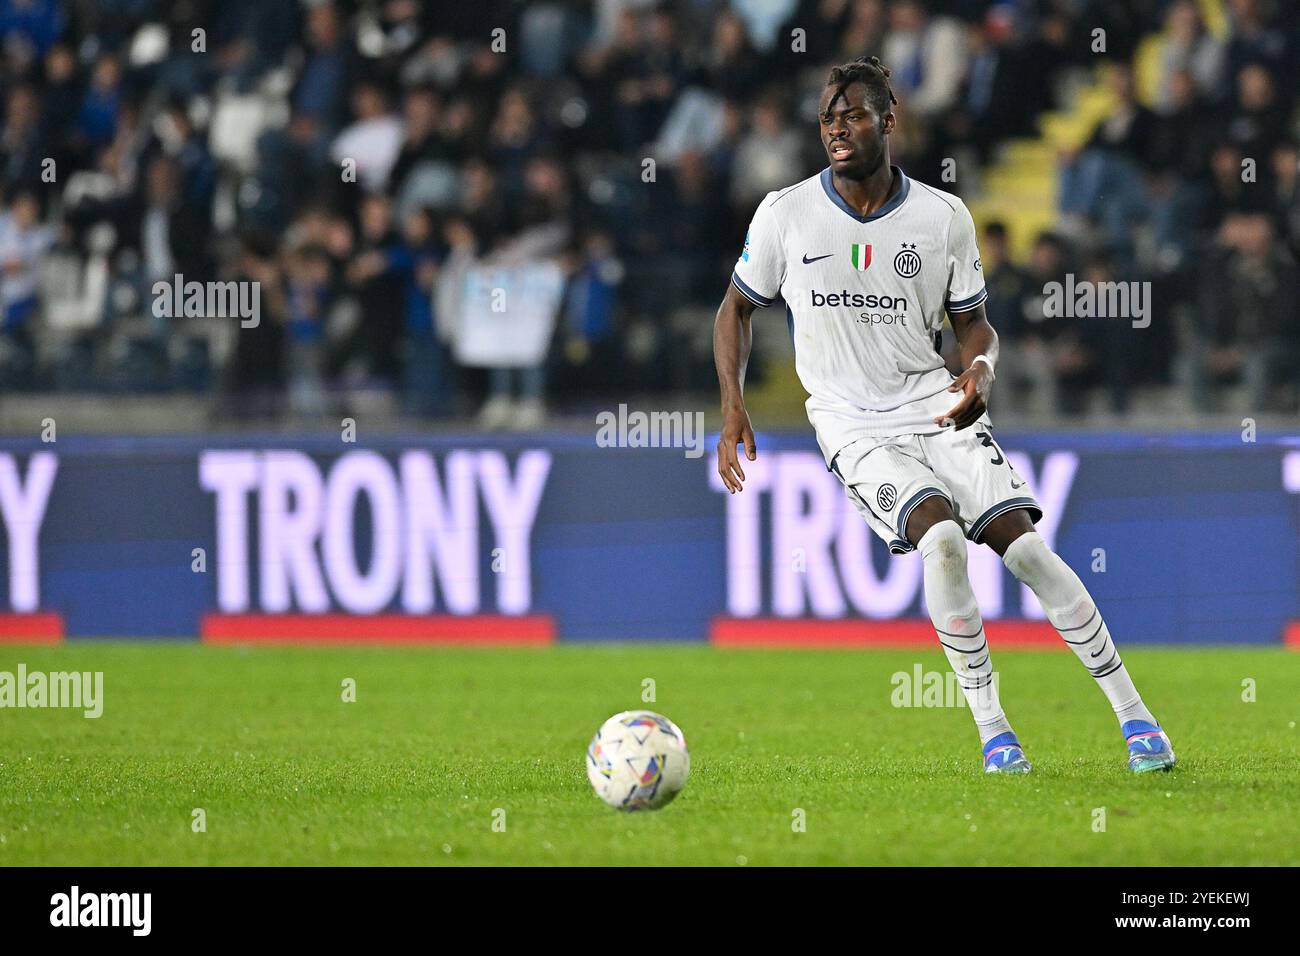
[881,111,895,135]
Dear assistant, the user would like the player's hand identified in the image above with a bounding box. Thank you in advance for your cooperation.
[717,405,757,493]
[935,362,993,431]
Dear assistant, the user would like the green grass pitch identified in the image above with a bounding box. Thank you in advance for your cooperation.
[0,643,1296,866]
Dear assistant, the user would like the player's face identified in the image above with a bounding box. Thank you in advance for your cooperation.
[818,82,892,178]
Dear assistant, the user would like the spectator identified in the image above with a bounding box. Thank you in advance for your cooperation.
[834,0,888,69]
[729,96,803,211]
[222,232,286,419]
[330,81,405,192]
[76,55,122,151]
[283,244,333,418]
[489,87,546,201]
[554,229,623,398]
[291,2,357,162]
[882,0,969,121]
[1185,213,1300,412]
[1226,62,1287,161]
[390,206,450,419]
[1002,231,1071,417]
[40,43,81,147]
[1058,63,1158,256]
[0,85,49,189]
[1156,0,1225,109]
[976,221,1029,373]
[158,99,217,210]
[1202,142,1275,229]
[390,87,457,200]
[335,192,404,385]
[0,189,52,385]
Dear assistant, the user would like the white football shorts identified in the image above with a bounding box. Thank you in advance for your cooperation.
[829,418,1041,554]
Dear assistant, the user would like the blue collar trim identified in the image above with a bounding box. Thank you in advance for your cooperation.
[819,165,910,223]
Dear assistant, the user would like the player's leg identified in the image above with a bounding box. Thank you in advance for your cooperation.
[904,498,1030,773]
[833,437,1029,772]
[980,511,1176,773]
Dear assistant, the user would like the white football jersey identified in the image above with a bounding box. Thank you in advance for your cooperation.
[732,166,987,466]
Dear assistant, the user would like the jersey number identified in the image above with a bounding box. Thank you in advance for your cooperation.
[975,428,1005,466]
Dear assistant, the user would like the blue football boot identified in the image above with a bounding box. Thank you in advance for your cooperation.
[1123,720,1176,773]
[983,731,1032,774]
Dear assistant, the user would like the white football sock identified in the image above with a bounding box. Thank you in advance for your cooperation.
[918,521,1012,744]
[1001,532,1155,727]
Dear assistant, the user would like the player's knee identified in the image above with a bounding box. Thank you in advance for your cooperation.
[904,494,956,545]
[918,519,968,579]
[1001,530,1049,582]
[1002,530,1077,584]
[980,509,1036,557]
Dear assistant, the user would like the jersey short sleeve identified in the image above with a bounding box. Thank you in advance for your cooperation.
[945,200,987,313]
[731,191,786,308]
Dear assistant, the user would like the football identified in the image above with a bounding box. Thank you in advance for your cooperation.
[585,710,690,811]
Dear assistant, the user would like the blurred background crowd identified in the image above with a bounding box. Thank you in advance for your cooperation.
[1,0,1298,429]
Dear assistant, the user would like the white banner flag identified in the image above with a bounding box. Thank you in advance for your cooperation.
[450,262,565,368]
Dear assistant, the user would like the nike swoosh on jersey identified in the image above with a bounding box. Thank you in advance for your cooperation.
[801,253,833,264]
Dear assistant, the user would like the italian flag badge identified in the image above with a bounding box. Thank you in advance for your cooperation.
[850,243,872,270]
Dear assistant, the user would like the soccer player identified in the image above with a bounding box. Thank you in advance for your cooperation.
[713,56,1175,774]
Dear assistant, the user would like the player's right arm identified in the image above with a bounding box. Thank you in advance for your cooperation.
[714,281,758,493]
[715,192,786,493]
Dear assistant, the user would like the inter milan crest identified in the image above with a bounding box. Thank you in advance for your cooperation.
[894,243,921,278]
[877,483,898,512]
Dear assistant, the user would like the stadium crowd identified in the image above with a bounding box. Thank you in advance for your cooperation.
[0,0,1298,422]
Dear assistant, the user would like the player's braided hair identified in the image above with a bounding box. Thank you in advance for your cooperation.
[824,55,898,120]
